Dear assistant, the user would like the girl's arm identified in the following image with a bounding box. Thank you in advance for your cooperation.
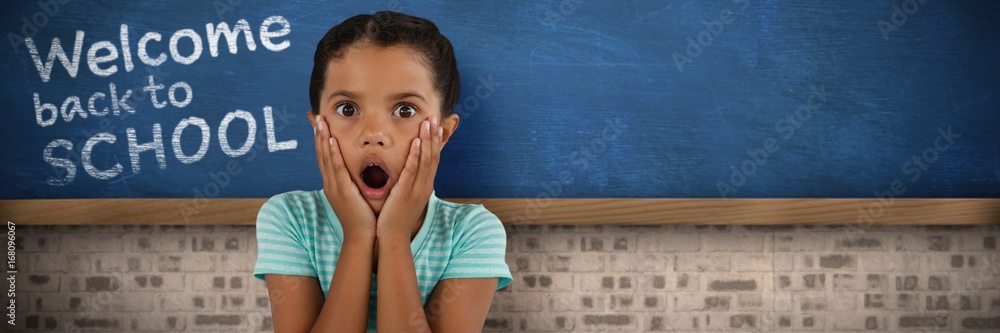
[264,113,379,332]
[376,117,499,331]
[377,236,499,332]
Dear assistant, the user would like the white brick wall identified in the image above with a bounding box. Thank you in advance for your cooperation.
[6,224,1000,331]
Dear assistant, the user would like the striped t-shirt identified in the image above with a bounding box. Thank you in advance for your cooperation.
[253,190,512,331]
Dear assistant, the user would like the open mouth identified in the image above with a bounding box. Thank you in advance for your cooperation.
[361,163,389,189]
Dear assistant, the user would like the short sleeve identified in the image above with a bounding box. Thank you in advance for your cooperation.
[440,206,513,290]
[253,194,317,281]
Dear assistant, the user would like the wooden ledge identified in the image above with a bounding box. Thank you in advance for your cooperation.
[1,198,997,225]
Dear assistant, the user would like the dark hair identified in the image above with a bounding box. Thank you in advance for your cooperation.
[309,11,460,116]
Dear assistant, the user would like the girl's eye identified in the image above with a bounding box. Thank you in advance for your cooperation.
[335,103,358,117]
[392,104,417,118]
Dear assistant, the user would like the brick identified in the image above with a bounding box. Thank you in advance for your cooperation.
[675,253,729,272]
[190,274,248,292]
[72,291,155,312]
[774,232,827,252]
[608,253,663,272]
[926,235,952,251]
[644,315,669,331]
[21,314,62,331]
[924,293,981,311]
[125,273,185,291]
[191,235,229,252]
[219,253,255,272]
[732,253,772,272]
[31,293,69,312]
[579,235,634,252]
[514,273,572,291]
[864,293,884,309]
[736,293,771,310]
[673,293,730,311]
[894,275,919,291]
[192,314,245,330]
[130,233,188,252]
[954,271,1000,290]
[516,313,575,331]
[727,314,758,330]
[19,233,60,253]
[161,294,217,311]
[830,313,885,331]
[548,254,604,272]
[774,313,825,330]
[988,292,1000,310]
[96,254,152,272]
[519,234,575,252]
[822,254,857,269]
[61,275,121,292]
[958,235,999,251]
[708,279,757,291]
[833,235,888,251]
[639,295,666,311]
[897,314,949,329]
[865,273,890,291]
[637,232,699,252]
[831,273,866,291]
[960,316,1000,330]
[129,313,186,331]
[830,294,858,311]
[774,253,794,271]
[482,315,514,331]
[581,314,635,331]
[158,254,216,272]
[509,255,541,273]
[674,273,698,291]
[702,233,764,252]
[248,311,272,332]
[702,272,770,292]
[895,293,921,311]
[794,293,828,311]
[220,294,251,310]
[893,233,929,251]
[859,253,921,271]
[547,294,604,311]
[61,234,124,252]
[926,253,992,270]
[578,274,631,292]
[776,273,825,291]
[68,314,125,331]
[31,253,92,272]
[927,274,951,290]
[217,233,246,251]
[606,293,664,312]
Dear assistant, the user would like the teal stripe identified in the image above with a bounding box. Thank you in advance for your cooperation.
[253,191,511,326]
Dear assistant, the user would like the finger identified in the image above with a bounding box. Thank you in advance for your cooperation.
[398,137,421,191]
[314,115,333,184]
[328,137,355,189]
[417,118,433,189]
[427,120,443,186]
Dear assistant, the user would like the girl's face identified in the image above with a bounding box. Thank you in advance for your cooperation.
[309,42,450,215]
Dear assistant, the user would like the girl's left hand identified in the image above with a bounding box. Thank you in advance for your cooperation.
[376,116,443,240]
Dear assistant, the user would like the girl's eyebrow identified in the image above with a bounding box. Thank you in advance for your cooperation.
[326,89,357,103]
[389,91,426,103]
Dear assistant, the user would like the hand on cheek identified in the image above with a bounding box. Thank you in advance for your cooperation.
[377,116,444,241]
[313,114,377,241]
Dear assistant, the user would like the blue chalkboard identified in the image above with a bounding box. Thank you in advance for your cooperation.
[1,0,998,199]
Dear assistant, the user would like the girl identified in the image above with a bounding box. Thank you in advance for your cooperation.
[253,11,512,332]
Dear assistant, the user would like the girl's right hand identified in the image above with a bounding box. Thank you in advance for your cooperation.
[313,114,377,241]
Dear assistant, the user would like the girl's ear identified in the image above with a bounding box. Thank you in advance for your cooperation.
[306,110,317,127]
[440,113,460,146]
